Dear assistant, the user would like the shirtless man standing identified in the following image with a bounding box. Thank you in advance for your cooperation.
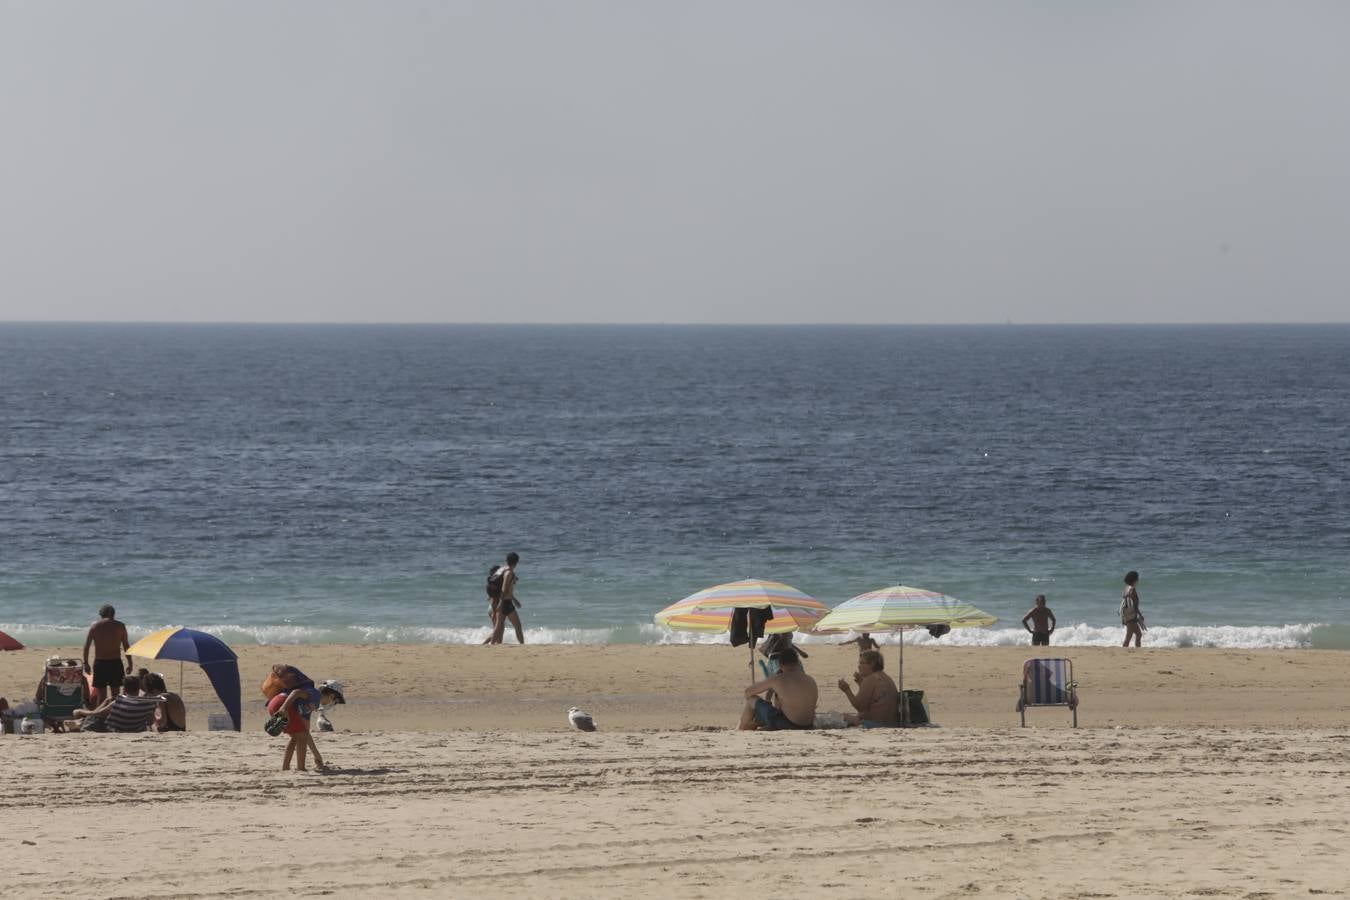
[837,649,899,726]
[82,605,132,702]
[1021,594,1057,646]
[739,647,817,730]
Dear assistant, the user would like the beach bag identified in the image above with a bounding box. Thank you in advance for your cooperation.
[486,566,505,600]
[264,711,290,736]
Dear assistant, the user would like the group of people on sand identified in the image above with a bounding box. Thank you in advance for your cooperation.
[737,640,902,731]
[738,571,1148,731]
[0,605,187,733]
[1019,571,1146,648]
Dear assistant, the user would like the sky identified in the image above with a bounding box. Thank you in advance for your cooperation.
[2,2,1348,324]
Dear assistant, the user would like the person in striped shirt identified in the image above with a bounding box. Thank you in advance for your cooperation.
[72,675,162,732]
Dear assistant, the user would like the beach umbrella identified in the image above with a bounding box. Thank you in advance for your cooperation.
[654,579,828,682]
[813,585,996,723]
[0,629,23,651]
[127,627,242,731]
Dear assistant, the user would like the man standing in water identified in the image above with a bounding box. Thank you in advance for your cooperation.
[1021,595,1057,646]
[490,552,524,645]
[82,604,132,702]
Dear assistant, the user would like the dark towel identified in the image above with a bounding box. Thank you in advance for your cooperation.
[729,606,773,647]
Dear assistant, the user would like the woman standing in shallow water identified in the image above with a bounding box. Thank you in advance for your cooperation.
[1121,571,1143,648]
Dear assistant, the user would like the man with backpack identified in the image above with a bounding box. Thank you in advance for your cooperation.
[486,552,524,645]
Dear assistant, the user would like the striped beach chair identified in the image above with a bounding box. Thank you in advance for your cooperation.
[1018,658,1078,727]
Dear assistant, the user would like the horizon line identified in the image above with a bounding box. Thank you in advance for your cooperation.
[4,319,1350,328]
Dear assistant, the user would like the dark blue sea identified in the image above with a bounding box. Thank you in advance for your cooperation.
[2,323,1347,649]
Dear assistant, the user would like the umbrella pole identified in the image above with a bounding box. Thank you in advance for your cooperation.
[748,639,756,685]
[898,630,906,725]
[179,660,184,695]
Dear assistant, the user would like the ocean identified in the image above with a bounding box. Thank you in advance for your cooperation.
[1,323,1347,650]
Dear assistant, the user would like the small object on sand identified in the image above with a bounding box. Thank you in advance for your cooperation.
[568,706,597,732]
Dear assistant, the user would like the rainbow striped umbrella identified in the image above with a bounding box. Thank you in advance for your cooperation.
[813,585,996,723]
[655,579,827,681]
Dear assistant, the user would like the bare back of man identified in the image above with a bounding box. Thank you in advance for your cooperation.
[739,651,818,730]
[83,606,131,699]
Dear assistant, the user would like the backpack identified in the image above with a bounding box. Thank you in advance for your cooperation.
[486,566,505,600]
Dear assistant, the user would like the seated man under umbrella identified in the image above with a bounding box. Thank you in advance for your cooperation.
[738,647,817,731]
[837,649,899,727]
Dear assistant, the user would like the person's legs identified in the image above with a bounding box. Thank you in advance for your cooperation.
[283,735,299,770]
[295,732,309,771]
[490,611,507,644]
[304,732,325,769]
[738,697,760,730]
[507,610,524,644]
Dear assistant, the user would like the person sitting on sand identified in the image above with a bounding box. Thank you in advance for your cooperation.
[1021,595,1056,646]
[72,675,163,732]
[837,649,899,727]
[838,632,879,652]
[140,672,188,732]
[738,647,817,731]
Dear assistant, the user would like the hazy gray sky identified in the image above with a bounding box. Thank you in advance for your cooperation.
[2,2,1348,323]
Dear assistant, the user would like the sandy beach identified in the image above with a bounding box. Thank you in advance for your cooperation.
[4,644,1349,897]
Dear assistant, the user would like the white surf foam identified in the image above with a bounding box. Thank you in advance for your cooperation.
[0,620,1329,650]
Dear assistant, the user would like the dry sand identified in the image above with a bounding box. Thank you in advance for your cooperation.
[3,644,1349,898]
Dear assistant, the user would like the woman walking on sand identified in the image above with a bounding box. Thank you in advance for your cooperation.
[1120,571,1144,648]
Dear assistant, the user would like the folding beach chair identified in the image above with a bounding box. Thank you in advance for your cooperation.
[1018,658,1078,727]
[39,659,86,731]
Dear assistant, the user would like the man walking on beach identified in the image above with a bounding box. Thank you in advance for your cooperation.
[489,552,524,645]
[739,647,817,730]
[82,605,132,702]
[1021,595,1056,646]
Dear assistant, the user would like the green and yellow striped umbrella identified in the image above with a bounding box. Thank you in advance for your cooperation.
[811,585,995,635]
[814,585,996,723]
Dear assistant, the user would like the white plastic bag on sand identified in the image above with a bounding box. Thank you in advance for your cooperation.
[814,711,848,729]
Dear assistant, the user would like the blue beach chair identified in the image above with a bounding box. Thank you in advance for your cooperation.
[1018,658,1078,727]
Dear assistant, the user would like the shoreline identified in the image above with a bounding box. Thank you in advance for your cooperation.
[3,619,1347,650]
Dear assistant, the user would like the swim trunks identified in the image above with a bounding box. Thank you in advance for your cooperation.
[92,659,125,693]
[498,598,516,616]
[753,698,812,730]
[1031,631,1050,646]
